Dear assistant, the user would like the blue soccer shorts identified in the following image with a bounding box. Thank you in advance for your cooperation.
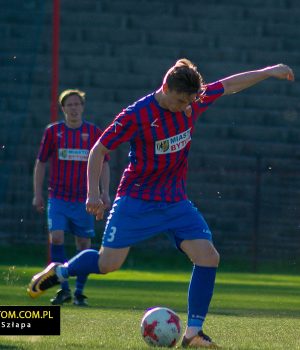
[102,196,212,249]
[47,198,95,238]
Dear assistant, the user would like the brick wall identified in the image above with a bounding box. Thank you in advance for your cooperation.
[1,0,299,264]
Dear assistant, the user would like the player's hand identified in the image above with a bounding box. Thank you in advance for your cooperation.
[86,196,106,221]
[32,195,45,213]
[267,64,295,81]
[100,192,112,210]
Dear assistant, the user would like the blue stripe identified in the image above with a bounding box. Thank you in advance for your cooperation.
[61,124,68,199]
[141,105,159,200]
[104,120,135,149]
[41,127,51,160]
[205,88,224,96]
[76,124,84,201]
[176,113,189,200]
[125,111,148,196]
[158,111,171,200]
[121,137,137,191]
[53,123,61,197]
[69,129,75,201]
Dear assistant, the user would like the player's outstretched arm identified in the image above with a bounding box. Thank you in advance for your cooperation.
[86,140,109,220]
[221,64,295,95]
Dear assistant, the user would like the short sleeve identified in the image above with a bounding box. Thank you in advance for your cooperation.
[192,81,224,118]
[37,126,54,162]
[99,110,138,150]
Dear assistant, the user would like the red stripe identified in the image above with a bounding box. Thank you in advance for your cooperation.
[100,112,137,150]
[57,124,65,199]
[71,129,80,200]
[63,128,73,201]
[50,124,59,195]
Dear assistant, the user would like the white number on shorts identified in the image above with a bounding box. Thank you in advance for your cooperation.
[107,226,117,242]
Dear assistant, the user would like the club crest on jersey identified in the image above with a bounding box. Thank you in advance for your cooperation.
[81,133,89,141]
[155,128,191,154]
[156,140,169,153]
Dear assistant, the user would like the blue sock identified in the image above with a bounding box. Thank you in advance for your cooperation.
[60,249,101,278]
[75,250,88,296]
[187,265,217,328]
[50,244,69,290]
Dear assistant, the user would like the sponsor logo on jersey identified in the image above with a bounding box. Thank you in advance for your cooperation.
[58,148,89,161]
[155,128,191,154]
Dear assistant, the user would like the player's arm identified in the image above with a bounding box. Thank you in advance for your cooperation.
[33,159,46,213]
[221,64,294,95]
[86,140,109,220]
[100,160,111,209]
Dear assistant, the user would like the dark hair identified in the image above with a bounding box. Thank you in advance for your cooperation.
[58,89,85,106]
[163,58,203,94]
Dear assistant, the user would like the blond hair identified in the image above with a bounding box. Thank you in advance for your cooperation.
[58,89,85,106]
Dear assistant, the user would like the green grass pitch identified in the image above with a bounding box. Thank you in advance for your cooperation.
[0,265,300,349]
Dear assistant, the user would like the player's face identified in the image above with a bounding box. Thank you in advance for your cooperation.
[62,94,84,127]
[164,89,197,113]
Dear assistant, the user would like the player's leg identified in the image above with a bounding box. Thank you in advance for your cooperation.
[48,198,72,305]
[73,236,91,306]
[168,200,220,348]
[27,245,130,299]
[180,239,220,348]
[28,196,134,298]
[28,196,169,298]
[69,201,95,306]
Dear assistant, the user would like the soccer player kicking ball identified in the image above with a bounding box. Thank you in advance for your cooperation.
[28,59,294,348]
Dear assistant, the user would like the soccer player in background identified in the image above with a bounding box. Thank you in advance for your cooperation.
[32,89,111,306]
[29,60,294,347]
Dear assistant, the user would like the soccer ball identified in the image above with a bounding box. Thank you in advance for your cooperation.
[141,307,182,347]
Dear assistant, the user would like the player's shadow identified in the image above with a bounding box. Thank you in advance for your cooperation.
[84,278,300,319]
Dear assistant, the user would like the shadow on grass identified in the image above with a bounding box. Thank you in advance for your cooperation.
[1,243,299,274]
[1,267,299,321]
[0,345,25,350]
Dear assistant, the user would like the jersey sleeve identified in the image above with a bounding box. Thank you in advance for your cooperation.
[192,81,224,118]
[99,109,138,151]
[37,126,54,162]
[95,127,110,162]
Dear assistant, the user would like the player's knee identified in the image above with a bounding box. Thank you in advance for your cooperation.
[193,249,220,267]
[76,238,91,251]
[212,250,220,266]
[206,249,220,266]
[51,237,64,245]
[50,231,64,245]
[98,260,122,274]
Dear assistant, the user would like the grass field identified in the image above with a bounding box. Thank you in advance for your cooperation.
[0,261,300,350]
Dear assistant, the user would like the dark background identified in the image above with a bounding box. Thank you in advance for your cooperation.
[1,0,300,270]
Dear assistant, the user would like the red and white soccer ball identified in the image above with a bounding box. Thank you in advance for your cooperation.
[141,307,182,347]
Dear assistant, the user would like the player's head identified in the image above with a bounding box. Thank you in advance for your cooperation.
[59,89,85,107]
[58,89,85,127]
[163,58,203,94]
[161,59,203,113]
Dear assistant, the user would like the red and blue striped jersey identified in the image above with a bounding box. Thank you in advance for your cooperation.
[100,81,224,202]
[38,120,107,202]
